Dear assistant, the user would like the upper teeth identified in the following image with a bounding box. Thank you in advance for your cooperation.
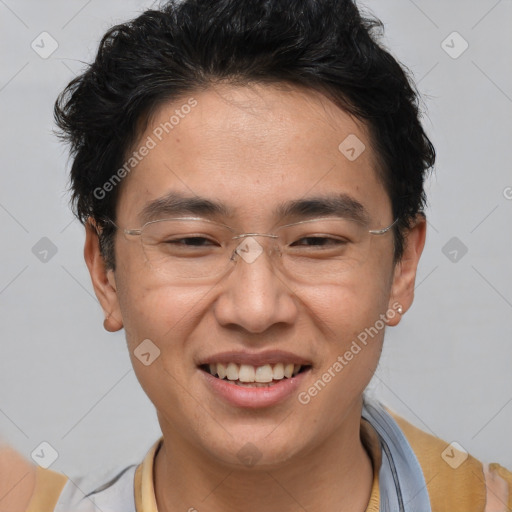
[207,363,302,382]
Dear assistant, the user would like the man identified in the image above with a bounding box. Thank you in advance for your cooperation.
[2,0,510,511]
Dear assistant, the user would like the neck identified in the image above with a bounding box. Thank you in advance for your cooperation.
[154,402,374,512]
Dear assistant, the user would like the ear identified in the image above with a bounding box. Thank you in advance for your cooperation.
[386,215,427,326]
[84,218,123,332]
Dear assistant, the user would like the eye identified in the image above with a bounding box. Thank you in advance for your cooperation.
[162,236,219,247]
[291,236,348,247]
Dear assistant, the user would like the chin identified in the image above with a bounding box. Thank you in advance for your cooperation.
[194,422,309,470]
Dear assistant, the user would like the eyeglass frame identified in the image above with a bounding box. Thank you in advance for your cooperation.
[112,215,399,246]
[99,215,399,281]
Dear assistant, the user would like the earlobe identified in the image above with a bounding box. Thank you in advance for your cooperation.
[384,301,403,326]
[84,218,124,332]
[386,215,427,327]
[103,309,124,332]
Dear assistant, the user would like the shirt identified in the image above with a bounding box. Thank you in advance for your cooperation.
[25,396,512,512]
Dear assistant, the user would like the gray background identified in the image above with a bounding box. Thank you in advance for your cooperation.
[0,0,511,478]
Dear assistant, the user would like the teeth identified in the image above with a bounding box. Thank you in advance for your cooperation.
[205,362,305,382]
[284,363,294,378]
[254,364,273,383]
[226,362,238,381]
[273,362,284,379]
[234,381,274,387]
[239,364,255,382]
[217,362,227,380]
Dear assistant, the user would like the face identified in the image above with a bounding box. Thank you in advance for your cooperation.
[86,82,425,468]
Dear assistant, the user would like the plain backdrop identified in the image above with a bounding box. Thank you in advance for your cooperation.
[0,0,511,478]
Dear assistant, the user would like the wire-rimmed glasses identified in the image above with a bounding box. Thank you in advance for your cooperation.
[115,216,398,284]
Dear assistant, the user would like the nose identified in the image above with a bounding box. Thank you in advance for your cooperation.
[212,236,299,334]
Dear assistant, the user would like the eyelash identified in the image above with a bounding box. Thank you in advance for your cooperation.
[167,235,347,247]
[291,236,347,247]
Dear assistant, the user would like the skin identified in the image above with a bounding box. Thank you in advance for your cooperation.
[0,440,36,512]
[84,82,426,512]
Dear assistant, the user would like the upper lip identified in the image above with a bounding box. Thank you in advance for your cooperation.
[197,350,313,367]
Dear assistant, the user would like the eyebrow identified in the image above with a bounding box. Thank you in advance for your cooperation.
[275,194,369,224]
[138,191,369,225]
[139,192,232,223]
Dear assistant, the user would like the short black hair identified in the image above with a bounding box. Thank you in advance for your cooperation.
[55,0,435,269]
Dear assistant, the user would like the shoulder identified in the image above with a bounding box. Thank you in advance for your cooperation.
[55,464,138,512]
[22,461,138,512]
[0,442,37,512]
[4,437,162,512]
[384,406,512,512]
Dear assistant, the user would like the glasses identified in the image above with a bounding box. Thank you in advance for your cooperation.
[117,216,398,284]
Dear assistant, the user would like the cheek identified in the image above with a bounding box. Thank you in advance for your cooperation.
[295,275,392,429]
[300,258,393,388]
[115,278,208,411]
[115,262,207,353]
[304,257,393,334]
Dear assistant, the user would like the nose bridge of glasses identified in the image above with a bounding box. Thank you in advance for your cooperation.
[230,232,281,266]
[232,233,279,240]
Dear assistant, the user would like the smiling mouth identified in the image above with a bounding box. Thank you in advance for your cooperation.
[200,363,312,387]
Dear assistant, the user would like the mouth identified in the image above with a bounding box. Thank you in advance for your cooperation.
[199,362,312,387]
[197,350,314,407]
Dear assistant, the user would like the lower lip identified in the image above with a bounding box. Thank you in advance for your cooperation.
[199,368,311,408]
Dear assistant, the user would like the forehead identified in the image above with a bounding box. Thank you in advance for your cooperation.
[116,82,390,226]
